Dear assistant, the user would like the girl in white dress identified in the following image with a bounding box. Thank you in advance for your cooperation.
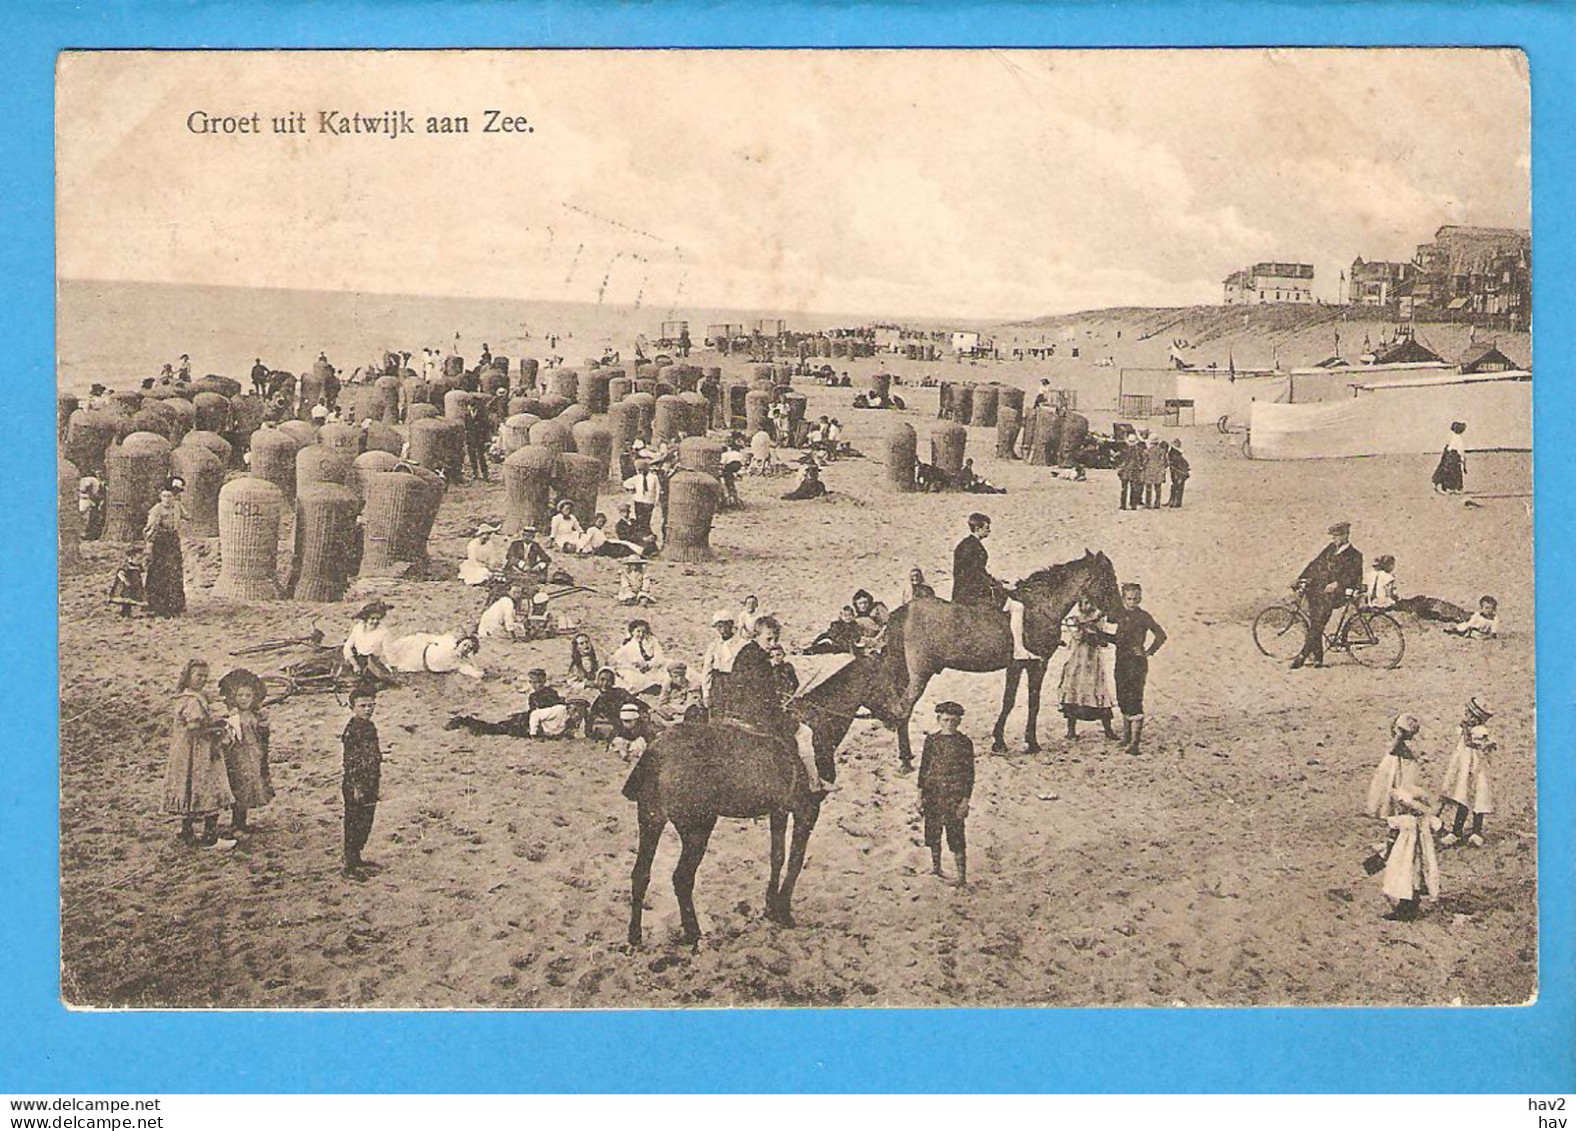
[1437,698,1497,847]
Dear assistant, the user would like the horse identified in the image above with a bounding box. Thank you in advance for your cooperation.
[623,654,902,947]
[878,550,1122,762]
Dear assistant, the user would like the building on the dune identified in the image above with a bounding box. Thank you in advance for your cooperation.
[1369,333,1445,366]
[1347,258,1416,307]
[1395,224,1531,331]
[1459,342,1522,374]
[1222,262,1315,305]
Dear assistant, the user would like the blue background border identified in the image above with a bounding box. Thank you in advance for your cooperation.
[3,2,1572,1093]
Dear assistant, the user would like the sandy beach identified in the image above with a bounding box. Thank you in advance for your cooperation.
[57,285,1535,1008]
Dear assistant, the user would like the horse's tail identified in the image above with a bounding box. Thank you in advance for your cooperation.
[621,747,655,802]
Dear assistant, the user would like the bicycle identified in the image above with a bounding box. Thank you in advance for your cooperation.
[1253,588,1406,669]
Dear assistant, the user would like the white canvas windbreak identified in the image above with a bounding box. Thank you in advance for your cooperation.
[1247,373,1532,460]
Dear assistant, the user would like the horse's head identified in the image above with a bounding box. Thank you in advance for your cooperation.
[1081,549,1123,618]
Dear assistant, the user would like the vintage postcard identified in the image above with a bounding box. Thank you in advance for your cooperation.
[56,48,1533,1009]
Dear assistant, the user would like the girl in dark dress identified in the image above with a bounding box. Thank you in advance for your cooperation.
[143,479,187,617]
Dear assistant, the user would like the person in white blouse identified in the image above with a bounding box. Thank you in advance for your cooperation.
[549,500,585,553]
[342,600,395,679]
[699,609,745,709]
[457,523,510,585]
[477,584,525,641]
[736,594,763,635]
[1366,555,1399,610]
[610,618,666,693]
[384,632,486,679]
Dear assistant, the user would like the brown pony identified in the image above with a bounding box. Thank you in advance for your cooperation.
[879,550,1122,761]
[623,654,902,946]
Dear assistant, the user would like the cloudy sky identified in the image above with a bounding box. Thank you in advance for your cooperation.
[57,49,1529,321]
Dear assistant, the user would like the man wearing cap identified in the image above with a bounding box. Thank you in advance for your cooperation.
[699,610,745,714]
[952,513,1032,662]
[1292,521,1364,669]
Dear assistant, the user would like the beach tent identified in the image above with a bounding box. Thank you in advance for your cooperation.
[1283,361,1452,405]
[1247,371,1531,460]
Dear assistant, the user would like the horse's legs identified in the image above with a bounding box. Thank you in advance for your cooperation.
[1024,658,1049,753]
[766,809,787,914]
[628,804,666,947]
[773,803,823,928]
[993,663,1025,753]
[895,672,933,770]
[672,814,719,945]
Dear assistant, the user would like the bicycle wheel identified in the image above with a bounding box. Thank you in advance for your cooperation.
[1344,611,1405,669]
[1253,604,1308,661]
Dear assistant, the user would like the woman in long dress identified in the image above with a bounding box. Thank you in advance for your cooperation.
[162,659,235,846]
[217,668,274,832]
[1431,421,1467,494]
[1057,597,1118,739]
[143,481,187,617]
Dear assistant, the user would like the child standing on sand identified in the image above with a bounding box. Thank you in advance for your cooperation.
[340,686,383,877]
[1363,712,1426,819]
[1438,697,1497,847]
[217,668,274,833]
[108,548,146,617]
[918,701,975,887]
[1379,783,1441,922]
[1107,583,1167,755]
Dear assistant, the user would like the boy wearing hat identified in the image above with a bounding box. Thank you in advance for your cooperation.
[919,702,975,886]
[700,610,744,713]
[610,701,652,762]
[1291,521,1364,669]
[617,556,656,606]
[341,686,384,877]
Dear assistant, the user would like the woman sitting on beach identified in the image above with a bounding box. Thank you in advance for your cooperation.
[457,523,510,586]
[566,632,601,690]
[342,600,397,681]
[611,619,666,694]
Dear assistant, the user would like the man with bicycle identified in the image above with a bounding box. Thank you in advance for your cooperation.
[1291,521,1364,669]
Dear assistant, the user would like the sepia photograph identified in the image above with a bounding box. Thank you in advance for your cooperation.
[55,48,1534,1010]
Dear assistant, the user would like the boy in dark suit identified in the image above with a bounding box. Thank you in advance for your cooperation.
[341,686,383,877]
[919,701,975,886]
